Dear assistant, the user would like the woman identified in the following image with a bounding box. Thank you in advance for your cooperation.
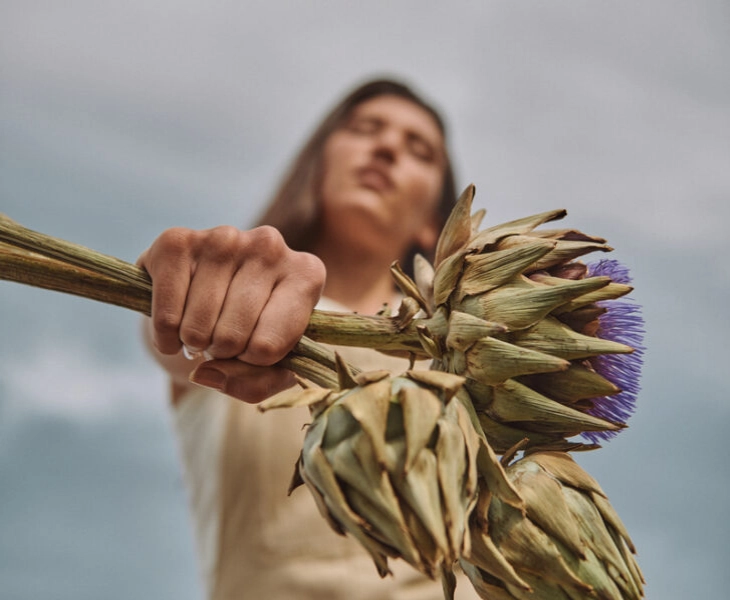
[139,79,478,599]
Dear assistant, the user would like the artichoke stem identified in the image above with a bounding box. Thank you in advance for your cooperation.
[0,213,432,378]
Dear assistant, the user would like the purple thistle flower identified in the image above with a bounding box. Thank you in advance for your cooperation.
[581,259,645,444]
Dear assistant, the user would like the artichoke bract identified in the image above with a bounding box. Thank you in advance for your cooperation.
[259,363,521,581]
[461,450,644,600]
[392,185,644,453]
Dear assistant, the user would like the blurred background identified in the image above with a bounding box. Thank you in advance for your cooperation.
[1,1,728,598]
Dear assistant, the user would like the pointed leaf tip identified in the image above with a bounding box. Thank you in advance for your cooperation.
[435,185,475,267]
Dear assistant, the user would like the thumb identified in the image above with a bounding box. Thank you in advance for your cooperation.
[189,359,295,404]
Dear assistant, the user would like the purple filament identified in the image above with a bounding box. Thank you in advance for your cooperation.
[581,259,645,443]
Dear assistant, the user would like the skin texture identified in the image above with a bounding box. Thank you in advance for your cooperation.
[139,95,446,404]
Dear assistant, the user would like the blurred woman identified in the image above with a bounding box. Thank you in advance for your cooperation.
[139,79,478,599]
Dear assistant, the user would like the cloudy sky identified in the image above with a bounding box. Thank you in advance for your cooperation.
[1,1,728,598]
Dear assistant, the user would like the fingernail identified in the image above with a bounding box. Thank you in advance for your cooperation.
[190,365,226,391]
[183,345,204,360]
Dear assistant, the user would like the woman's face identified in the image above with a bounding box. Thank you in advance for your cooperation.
[319,95,446,259]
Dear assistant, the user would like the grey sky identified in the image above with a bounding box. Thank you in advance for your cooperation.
[1,2,729,598]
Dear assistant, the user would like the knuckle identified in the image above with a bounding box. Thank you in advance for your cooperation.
[154,338,181,355]
[154,309,182,336]
[151,311,183,354]
[295,252,327,290]
[245,334,288,366]
[155,227,194,256]
[209,224,241,240]
[244,226,287,265]
[179,323,211,350]
[210,328,247,359]
[204,226,242,261]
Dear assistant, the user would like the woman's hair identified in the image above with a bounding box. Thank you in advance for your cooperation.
[255,78,457,272]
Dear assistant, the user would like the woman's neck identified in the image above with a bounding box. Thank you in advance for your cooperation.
[312,239,401,315]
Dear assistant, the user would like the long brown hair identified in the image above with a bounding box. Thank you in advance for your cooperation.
[255,78,457,273]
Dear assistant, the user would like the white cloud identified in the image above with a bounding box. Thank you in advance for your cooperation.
[2,341,169,423]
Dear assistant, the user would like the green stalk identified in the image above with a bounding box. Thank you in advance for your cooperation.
[0,213,430,385]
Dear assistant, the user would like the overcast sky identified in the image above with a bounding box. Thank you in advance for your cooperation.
[1,2,729,599]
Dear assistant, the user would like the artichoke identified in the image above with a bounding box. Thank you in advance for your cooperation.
[461,449,644,599]
[387,185,644,453]
[258,360,523,581]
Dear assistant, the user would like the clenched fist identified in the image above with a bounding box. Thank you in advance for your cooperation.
[138,225,325,403]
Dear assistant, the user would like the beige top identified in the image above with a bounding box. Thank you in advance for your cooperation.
[172,301,480,600]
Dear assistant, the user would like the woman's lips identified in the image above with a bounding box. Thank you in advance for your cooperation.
[356,166,394,192]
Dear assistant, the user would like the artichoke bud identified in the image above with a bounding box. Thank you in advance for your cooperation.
[260,366,484,579]
[396,185,644,451]
[461,451,644,599]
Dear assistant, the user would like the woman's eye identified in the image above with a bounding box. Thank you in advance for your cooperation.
[347,118,381,134]
[408,137,435,162]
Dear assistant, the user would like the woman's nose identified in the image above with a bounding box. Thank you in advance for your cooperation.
[371,129,400,164]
